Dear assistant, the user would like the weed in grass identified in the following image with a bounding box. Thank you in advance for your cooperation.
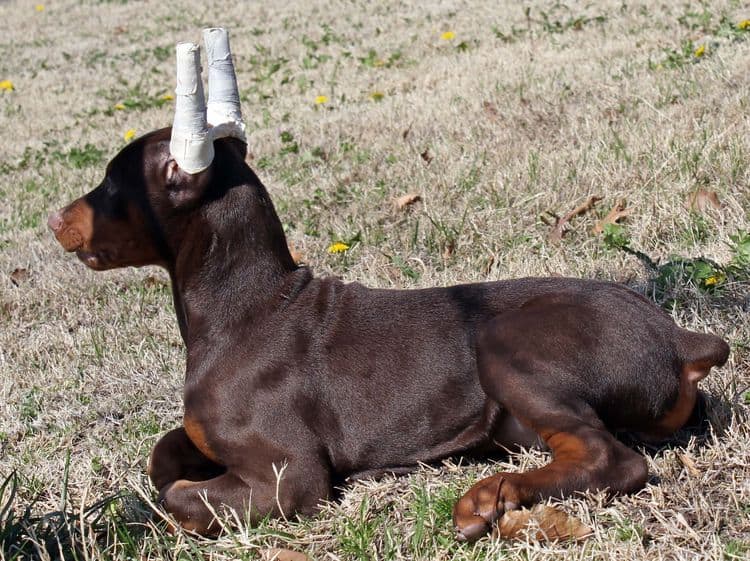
[336,497,391,561]
[51,144,105,169]
[539,10,607,35]
[614,518,646,543]
[602,223,750,307]
[389,254,421,281]
[724,539,750,560]
[19,388,42,427]
[279,130,300,155]
[679,213,715,246]
[100,81,173,115]
[726,231,750,280]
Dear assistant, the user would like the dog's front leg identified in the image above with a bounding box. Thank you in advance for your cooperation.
[156,455,330,536]
[148,427,226,491]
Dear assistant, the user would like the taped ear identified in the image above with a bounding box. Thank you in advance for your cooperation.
[165,156,212,207]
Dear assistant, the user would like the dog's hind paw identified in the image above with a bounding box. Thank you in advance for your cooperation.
[453,473,521,541]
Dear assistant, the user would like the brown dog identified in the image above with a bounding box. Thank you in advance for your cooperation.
[48,34,729,541]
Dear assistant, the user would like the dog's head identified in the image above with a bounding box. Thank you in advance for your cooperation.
[48,29,247,271]
[47,128,230,270]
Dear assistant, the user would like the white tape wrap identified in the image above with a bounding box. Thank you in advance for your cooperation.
[203,27,246,142]
[170,42,214,174]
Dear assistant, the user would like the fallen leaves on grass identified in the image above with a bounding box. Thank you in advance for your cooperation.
[483,101,499,120]
[495,505,593,542]
[685,189,721,213]
[546,195,602,242]
[260,548,311,561]
[593,199,632,234]
[142,274,168,289]
[393,193,422,210]
[678,453,701,478]
[9,268,29,286]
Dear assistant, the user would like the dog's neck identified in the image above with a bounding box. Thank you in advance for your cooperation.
[166,169,298,347]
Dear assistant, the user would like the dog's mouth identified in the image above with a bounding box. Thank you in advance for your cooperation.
[76,250,109,270]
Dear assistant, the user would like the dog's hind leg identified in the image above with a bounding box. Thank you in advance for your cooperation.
[452,413,647,540]
[453,301,650,541]
[148,427,226,492]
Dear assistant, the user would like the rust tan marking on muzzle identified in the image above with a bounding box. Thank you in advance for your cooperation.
[49,199,95,252]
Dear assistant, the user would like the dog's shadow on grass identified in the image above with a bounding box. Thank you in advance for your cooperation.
[0,476,154,561]
[617,390,739,485]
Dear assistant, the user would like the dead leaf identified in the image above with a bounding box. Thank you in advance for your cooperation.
[9,268,29,286]
[443,240,456,259]
[288,243,304,265]
[259,548,312,561]
[393,193,422,210]
[686,189,721,213]
[483,101,499,120]
[548,195,602,242]
[484,255,495,275]
[678,452,701,477]
[420,148,432,164]
[593,199,632,234]
[494,505,593,542]
[142,274,167,289]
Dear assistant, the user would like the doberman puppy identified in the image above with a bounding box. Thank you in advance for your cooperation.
[48,128,730,540]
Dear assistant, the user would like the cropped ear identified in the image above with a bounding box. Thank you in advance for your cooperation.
[165,156,212,208]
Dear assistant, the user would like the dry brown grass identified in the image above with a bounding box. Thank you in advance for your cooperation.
[1,0,749,559]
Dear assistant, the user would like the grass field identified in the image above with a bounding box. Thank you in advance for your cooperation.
[1,0,749,559]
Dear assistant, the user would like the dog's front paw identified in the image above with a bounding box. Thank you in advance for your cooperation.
[453,473,522,541]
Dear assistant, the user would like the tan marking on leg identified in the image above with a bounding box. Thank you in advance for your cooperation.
[183,415,220,463]
[653,360,712,437]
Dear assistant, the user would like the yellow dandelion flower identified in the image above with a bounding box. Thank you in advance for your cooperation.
[124,128,136,142]
[35,4,44,12]
[314,95,328,105]
[160,93,174,101]
[374,59,386,67]
[0,79,14,92]
[327,242,350,254]
[114,103,126,110]
[738,19,750,30]
[440,31,456,41]
[370,91,384,101]
[694,44,706,58]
